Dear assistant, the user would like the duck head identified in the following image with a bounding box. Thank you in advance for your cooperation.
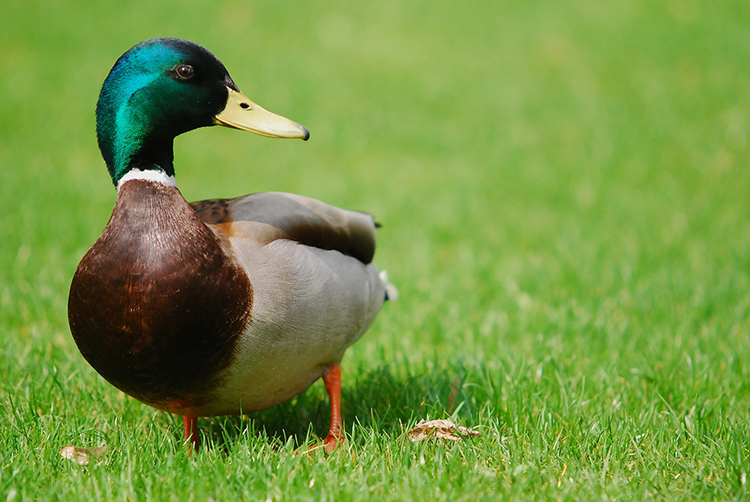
[96,37,309,186]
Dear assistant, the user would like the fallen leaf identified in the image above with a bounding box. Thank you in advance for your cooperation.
[59,445,107,466]
[407,419,480,442]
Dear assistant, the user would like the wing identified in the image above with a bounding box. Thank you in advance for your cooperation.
[189,192,377,264]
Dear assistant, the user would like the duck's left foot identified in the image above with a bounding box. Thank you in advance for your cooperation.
[322,364,344,453]
[323,427,344,453]
[183,415,199,453]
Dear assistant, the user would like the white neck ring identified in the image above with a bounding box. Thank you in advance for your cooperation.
[117,169,178,192]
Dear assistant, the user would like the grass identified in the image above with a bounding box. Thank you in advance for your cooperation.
[1,0,750,500]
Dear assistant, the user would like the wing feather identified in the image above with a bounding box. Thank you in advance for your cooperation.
[190,192,377,264]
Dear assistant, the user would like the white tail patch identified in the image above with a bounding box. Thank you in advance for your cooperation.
[379,270,399,301]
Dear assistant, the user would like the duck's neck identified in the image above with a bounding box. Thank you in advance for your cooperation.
[97,119,177,186]
[97,83,179,185]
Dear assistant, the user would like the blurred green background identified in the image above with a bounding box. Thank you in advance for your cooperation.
[1,0,749,499]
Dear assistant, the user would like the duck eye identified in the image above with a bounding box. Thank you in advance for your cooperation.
[174,64,195,80]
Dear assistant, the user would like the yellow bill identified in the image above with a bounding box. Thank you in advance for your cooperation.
[214,88,309,140]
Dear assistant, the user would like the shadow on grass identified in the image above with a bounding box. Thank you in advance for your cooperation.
[194,361,479,452]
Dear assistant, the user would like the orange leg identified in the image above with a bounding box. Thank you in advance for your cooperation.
[183,415,199,453]
[322,364,344,453]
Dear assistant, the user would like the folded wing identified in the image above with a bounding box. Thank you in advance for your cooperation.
[190,192,377,264]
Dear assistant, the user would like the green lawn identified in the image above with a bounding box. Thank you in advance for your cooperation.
[2,0,750,500]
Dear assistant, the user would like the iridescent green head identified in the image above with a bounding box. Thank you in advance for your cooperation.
[96,38,309,186]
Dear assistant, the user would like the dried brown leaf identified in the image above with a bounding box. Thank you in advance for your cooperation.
[407,419,480,442]
[59,445,107,466]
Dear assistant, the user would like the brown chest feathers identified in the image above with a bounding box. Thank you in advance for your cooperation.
[68,180,252,412]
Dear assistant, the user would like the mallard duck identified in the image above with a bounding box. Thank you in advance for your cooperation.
[68,37,394,452]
